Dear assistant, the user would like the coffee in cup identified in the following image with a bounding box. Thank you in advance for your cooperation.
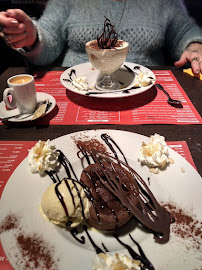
[9,75,32,85]
[3,74,37,114]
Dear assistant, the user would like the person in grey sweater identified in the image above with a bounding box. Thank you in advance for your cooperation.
[0,0,202,77]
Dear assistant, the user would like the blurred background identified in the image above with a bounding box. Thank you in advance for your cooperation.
[0,0,201,73]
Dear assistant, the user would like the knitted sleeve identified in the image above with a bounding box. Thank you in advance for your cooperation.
[18,0,70,65]
[165,0,202,61]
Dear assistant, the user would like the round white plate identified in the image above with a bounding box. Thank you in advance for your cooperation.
[60,62,156,98]
[0,130,201,270]
[0,92,56,122]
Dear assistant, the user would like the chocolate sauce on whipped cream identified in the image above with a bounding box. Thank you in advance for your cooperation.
[114,234,155,270]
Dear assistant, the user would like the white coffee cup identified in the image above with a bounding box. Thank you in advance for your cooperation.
[3,74,37,114]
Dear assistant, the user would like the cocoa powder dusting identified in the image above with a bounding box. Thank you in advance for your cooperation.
[0,214,59,269]
[162,203,202,250]
[16,233,58,270]
[0,214,20,234]
[72,134,107,153]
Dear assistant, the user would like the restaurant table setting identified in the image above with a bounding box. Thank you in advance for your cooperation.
[0,59,201,269]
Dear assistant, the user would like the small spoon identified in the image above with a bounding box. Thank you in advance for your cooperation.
[124,64,138,75]
[1,100,51,121]
[155,84,182,105]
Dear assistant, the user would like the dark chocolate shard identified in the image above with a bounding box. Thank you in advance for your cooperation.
[97,17,118,49]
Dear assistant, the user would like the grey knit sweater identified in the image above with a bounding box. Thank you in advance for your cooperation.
[19,0,202,67]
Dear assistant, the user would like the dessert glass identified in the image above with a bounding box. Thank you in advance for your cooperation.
[85,40,129,90]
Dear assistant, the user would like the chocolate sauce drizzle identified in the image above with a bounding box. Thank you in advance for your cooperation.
[97,17,118,49]
[70,228,85,244]
[101,133,128,164]
[69,225,154,269]
[54,177,89,226]
[114,234,154,270]
[62,69,76,83]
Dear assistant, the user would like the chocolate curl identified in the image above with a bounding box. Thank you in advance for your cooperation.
[97,17,118,49]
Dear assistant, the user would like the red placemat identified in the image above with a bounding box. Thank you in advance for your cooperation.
[0,140,197,269]
[1,70,201,125]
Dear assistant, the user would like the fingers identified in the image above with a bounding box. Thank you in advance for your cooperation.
[190,58,201,78]
[0,11,18,27]
[174,54,187,67]
[175,43,202,78]
[5,31,27,44]
[10,38,27,49]
[0,9,36,49]
[0,9,30,34]
[0,11,20,39]
[3,23,25,34]
[6,9,30,24]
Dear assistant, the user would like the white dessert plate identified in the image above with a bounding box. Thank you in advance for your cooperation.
[0,92,56,122]
[0,130,201,270]
[60,62,156,98]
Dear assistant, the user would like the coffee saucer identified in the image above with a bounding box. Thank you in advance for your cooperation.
[0,92,56,123]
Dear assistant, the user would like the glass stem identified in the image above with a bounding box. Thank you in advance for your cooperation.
[101,75,113,88]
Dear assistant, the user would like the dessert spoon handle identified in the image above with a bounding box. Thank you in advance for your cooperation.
[1,112,33,121]
[155,84,182,105]
[85,86,139,96]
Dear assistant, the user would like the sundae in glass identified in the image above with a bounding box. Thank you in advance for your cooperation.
[85,18,129,90]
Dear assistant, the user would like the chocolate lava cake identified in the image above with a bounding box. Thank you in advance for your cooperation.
[80,162,135,231]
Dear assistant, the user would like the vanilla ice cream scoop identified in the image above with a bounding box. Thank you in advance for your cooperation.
[40,178,90,227]
[138,133,171,173]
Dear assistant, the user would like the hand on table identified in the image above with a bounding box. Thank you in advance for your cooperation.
[0,9,37,49]
[175,43,202,78]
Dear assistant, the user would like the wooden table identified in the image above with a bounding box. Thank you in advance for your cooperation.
[0,66,201,176]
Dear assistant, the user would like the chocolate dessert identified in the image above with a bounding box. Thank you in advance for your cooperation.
[77,135,172,243]
[46,133,172,243]
[80,162,133,230]
[85,17,129,87]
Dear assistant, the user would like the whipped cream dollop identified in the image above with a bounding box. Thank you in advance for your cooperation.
[72,76,90,91]
[28,140,59,175]
[134,72,154,87]
[93,252,141,270]
[138,133,171,173]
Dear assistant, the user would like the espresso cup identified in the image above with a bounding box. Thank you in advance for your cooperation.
[3,74,37,114]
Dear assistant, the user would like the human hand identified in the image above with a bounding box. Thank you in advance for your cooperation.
[174,43,202,78]
[0,9,37,49]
